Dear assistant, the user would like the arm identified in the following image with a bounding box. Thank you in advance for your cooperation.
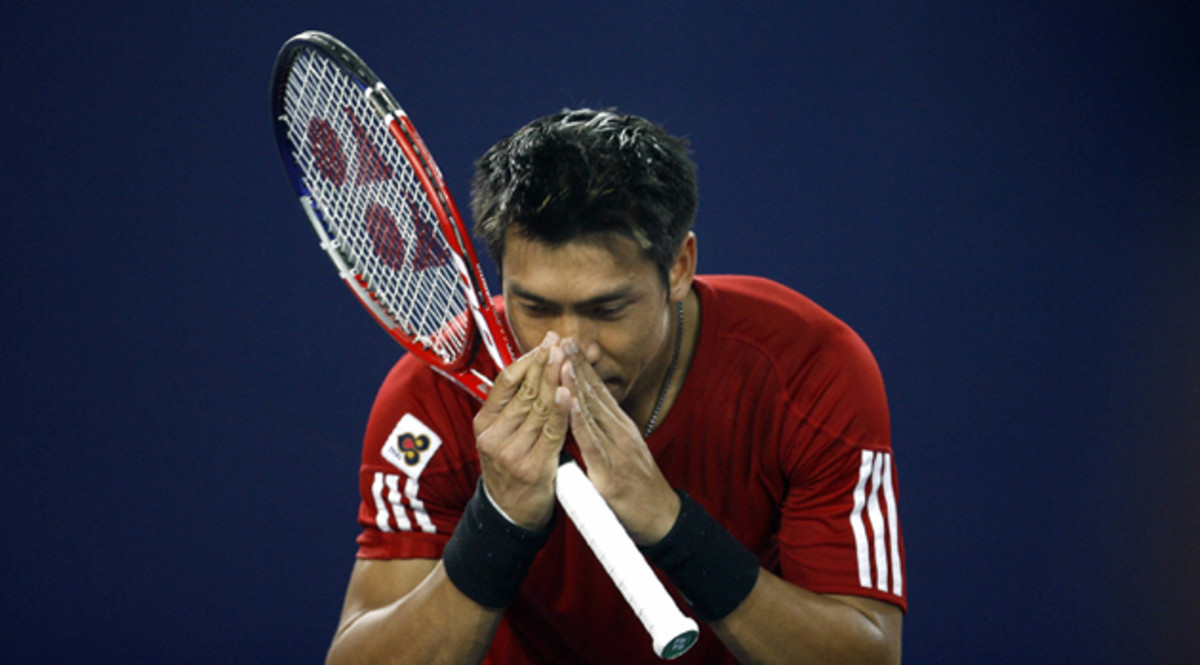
[326,558,501,665]
[712,574,902,665]
[328,334,570,664]
[562,343,903,664]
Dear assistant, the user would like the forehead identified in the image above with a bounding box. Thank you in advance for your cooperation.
[501,231,658,300]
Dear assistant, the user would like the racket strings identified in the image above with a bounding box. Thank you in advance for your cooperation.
[282,49,471,365]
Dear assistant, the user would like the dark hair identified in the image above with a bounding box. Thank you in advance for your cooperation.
[471,108,698,286]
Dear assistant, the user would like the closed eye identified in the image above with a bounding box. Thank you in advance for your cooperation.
[517,301,556,317]
[589,304,628,320]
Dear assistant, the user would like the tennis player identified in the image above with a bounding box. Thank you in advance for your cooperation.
[326,109,905,664]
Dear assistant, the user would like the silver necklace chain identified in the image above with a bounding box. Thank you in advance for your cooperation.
[644,301,685,437]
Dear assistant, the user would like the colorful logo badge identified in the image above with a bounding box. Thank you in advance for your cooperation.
[382,413,442,478]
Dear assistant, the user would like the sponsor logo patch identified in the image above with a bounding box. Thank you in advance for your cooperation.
[382,413,442,478]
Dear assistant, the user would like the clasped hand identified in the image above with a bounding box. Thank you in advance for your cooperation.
[473,332,681,544]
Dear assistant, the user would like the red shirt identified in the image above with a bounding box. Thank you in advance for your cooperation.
[355,275,905,664]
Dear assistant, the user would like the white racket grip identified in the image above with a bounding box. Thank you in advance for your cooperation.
[555,461,699,659]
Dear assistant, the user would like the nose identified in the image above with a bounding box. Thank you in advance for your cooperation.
[554,314,595,353]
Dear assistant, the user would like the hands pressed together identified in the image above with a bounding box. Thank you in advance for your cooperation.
[473,331,681,544]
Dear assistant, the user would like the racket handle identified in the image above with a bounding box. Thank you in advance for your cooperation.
[555,461,699,659]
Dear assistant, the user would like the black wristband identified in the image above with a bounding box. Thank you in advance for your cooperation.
[442,480,555,608]
[640,489,760,622]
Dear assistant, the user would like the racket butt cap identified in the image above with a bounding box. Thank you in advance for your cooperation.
[654,622,699,660]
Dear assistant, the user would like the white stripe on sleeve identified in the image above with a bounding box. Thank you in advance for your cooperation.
[371,472,393,533]
[867,452,889,592]
[849,450,902,596]
[849,450,874,587]
[385,474,414,531]
[405,476,437,534]
[882,453,903,596]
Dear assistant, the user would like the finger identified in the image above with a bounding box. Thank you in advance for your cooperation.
[539,385,571,445]
[475,332,558,434]
[487,331,558,410]
[524,343,569,444]
[562,338,619,409]
[562,347,626,437]
[474,347,542,435]
[536,340,571,445]
[514,353,546,406]
[487,339,565,453]
[563,359,610,465]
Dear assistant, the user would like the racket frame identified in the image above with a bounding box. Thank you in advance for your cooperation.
[271,31,700,659]
[271,31,512,398]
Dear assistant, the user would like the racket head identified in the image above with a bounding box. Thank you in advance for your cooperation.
[271,31,513,376]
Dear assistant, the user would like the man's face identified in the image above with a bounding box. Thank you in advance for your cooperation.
[501,230,674,408]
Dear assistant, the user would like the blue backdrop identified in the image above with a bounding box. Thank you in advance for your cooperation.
[3,3,1197,663]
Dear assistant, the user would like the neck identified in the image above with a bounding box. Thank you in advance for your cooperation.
[627,290,698,435]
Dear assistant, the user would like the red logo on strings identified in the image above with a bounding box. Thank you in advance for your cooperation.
[307,109,448,273]
[344,107,392,185]
[306,118,347,186]
[365,203,406,271]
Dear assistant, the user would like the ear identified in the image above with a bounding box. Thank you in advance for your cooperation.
[667,232,697,303]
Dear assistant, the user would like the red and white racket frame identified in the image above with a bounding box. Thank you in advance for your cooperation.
[272,32,512,399]
[371,86,516,398]
[272,31,699,659]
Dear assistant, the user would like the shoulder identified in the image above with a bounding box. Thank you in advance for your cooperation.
[363,353,480,466]
[693,275,888,440]
[696,275,872,371]
[700,275,840,329]
[373,333,501,415]
[374,354,467,419]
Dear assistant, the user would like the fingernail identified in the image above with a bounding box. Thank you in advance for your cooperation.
[563,337,579,355]
[565,360,576,380]
[548,345,563,365]
[540,331,556,349]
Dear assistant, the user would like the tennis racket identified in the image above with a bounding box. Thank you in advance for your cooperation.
[270,31,699,659]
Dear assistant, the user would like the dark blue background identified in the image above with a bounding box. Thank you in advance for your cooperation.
[3,3,1197,663]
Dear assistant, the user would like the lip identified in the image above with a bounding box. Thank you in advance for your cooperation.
[601,378,625,398]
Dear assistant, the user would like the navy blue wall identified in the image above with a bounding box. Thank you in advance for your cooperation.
[3,3,1197,662]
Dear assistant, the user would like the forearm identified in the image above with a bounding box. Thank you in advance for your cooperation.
[328,475,554,664]
[326,561,502,665]
[711,570,902,665]
[639,491,900,664]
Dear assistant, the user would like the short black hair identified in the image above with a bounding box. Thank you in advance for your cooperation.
[471,108,698,286]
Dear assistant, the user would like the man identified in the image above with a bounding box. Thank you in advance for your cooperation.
[327,109,905,664]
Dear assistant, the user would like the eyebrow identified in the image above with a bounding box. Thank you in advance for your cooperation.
[508,283,636,308]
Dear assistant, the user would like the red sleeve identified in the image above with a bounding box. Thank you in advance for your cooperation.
[776,318,906,611]
[354,354,483,560]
